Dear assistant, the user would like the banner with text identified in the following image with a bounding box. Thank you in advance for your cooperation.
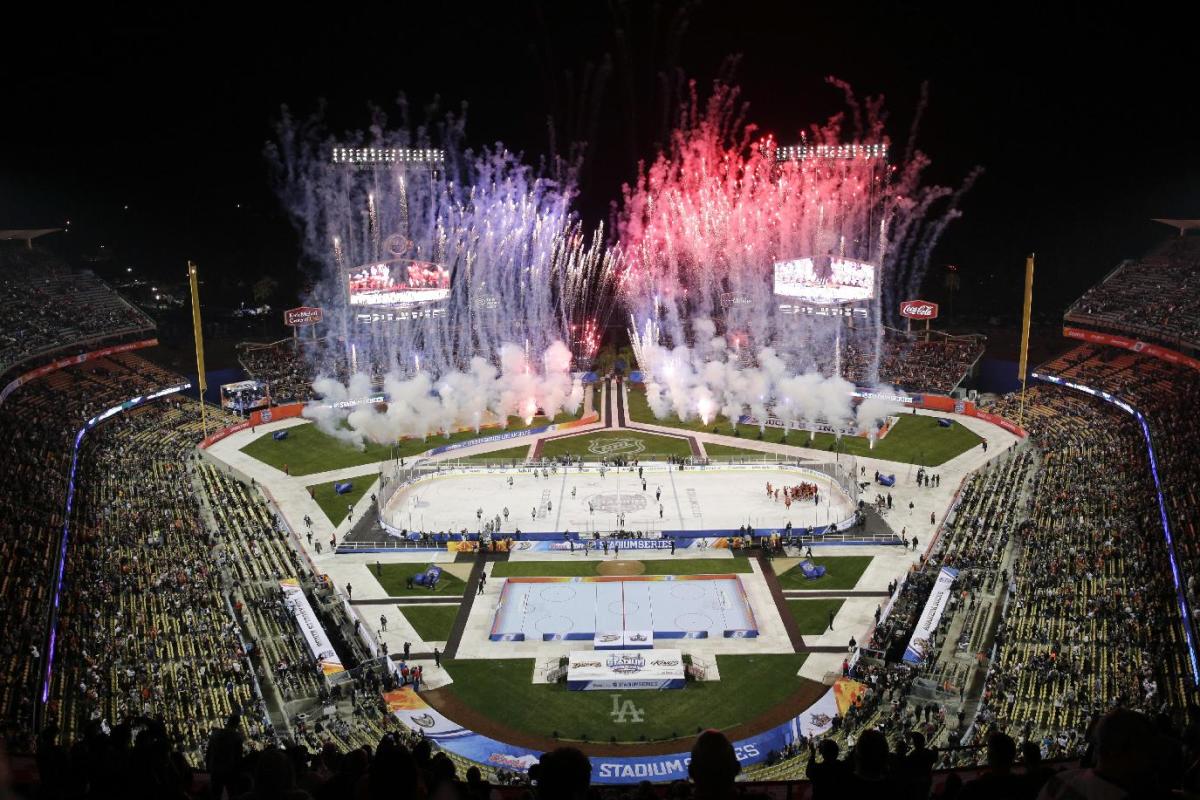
[903,566,959,665]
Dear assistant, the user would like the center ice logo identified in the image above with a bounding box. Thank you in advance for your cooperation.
[587,437,647,456]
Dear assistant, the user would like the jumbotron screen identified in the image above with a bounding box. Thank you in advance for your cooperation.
[347,259,451,307]
[773,256,875,304]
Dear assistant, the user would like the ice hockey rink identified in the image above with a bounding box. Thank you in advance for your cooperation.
[382,463,856,535]
[489,575,759,641]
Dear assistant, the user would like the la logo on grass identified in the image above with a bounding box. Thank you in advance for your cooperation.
[610,695,645,723]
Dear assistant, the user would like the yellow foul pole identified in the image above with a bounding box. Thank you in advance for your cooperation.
[188,261,209,437]
[1017,254,1035,428]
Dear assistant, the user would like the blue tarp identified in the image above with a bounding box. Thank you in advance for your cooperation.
[272,430,289,440]
[937,418,953,428]
[334,482,354,495]
[877,474,896,487]
[798,560,827,579]
[413,565,443,588]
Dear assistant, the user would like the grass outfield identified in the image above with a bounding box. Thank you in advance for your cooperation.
[776,555,873,591]
[787,598,845,635]
[240,412,579,476]
[441,653,809,742]
[627,387,981,466]
[538,430,693,461]
[372,564,467,598]
[242,423,392,476]
[469,444,534,462]
[400,605,459,642]
[702,443,782,459]
[306,477,376,525]
[490,557,753,578]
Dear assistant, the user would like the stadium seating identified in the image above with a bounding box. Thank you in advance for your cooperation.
[1065,235,1200,353]
[0,247,154,377]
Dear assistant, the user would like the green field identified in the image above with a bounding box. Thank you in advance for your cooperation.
[468,444,533,462]
[306,477,376,525]
[787,599,846,635]
[776,555,873,591]
[538,430,694,461]
[441,654,810,742]
[702,443,781,460]
[400,605,459,642]
[371,563,468,598]
[240,412,579,476]
[627,387,981,466]
[490,557,753,578]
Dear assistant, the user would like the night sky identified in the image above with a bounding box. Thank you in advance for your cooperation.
[2,2,1197,326]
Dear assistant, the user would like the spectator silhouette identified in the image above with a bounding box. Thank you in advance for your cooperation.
[689,730,740,800]
[234,746,310,800]
[846,729,889,791]
[959,732,1022,799]
[807,739,848,800]
[207,713,245,800]
[1020,741,1054,798]
[1038,709,1166,799]
[536,747,591,800]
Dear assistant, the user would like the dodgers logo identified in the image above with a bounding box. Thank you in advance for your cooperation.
[260,409,273,422]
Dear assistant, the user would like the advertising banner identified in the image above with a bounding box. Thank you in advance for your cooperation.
[1064,326,1200,372]
[566,650,684,690]
[0,338,159,405]
[280,578,345,677]
[387,675,867,784]
[902,566,959,664]
[900,300,939,319]
[284,306,323,326]
[424,413,598,457]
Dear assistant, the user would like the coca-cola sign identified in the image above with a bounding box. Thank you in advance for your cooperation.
[900,300,939,319]
[284,306,323,326]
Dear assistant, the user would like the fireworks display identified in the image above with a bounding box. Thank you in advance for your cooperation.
[269,80,966,445]
[269,115,619,445]
[615,82,970,434]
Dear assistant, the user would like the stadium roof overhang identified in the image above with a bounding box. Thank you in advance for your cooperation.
[0,228,62,244]
[1152,219,1200,235]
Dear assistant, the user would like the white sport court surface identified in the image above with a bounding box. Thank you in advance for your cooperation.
[489,575,759,641]
[383,464,855,534]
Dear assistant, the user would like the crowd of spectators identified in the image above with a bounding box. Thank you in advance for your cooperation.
[832,330,985,395]
[237,342,327,405]
[0,354,192,751]
[1065,234,1200,353]
[0,246,153,376]
[978,385,1197,757]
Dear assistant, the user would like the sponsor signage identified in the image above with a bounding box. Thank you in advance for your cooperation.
[903,566,959,664]
[1064,326,1200,372]
[0,338,159,406]
[387,676,867,784]
[566,649,685,691]
[900,299,939,319]
[284,306,323,326]
[594,631,654,650]
[737,414,860,438]
[280,578,345,677]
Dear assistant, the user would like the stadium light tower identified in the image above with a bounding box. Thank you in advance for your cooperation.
[772,143,889,162]
[330,147,445,169]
